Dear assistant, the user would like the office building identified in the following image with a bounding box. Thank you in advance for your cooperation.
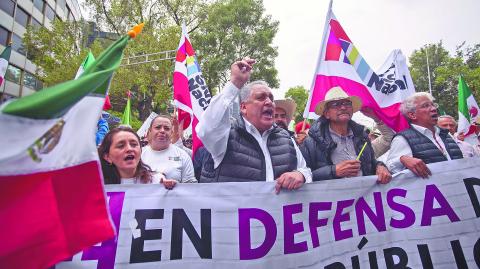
[0,0,81,103]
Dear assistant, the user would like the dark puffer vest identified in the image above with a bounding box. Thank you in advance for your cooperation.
[200,117,297,182]
[396,127,463,163]
[300,117,381,181]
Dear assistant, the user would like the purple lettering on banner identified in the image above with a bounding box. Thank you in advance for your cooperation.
[238,208,277,260]
[355,192,386,235]
[283,204,308,254]
[387,188,415,229]
[81,192,125,269]
[333,199,355,241]
[309,202,332,248]
[421,184,460,226]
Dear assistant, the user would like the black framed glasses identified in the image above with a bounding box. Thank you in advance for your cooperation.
[328,100,353,109]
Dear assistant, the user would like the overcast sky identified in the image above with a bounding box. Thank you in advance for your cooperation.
[263,0,480,98]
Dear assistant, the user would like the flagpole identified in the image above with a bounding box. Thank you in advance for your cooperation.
[425,46,433,95]
[303,0,333,119]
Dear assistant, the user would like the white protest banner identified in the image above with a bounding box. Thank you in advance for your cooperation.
[57,158,480,268]
[136,112,158,138]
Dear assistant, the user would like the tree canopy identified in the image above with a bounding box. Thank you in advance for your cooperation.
[285,85,308,123]
[409,41,480,117]
[23,0,280,124]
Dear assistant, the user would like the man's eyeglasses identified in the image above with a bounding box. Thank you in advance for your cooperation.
[327,100,353,109]
[418,102,439,110]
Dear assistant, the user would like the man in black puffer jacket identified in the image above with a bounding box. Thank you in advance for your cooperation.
[386,93,463,178]
[300,86,391,183]
[197,58,312,193]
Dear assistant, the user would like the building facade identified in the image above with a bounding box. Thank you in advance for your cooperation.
[0,0,81,103]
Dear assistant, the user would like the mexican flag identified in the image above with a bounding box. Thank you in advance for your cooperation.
[75,50,96,79]
[0,45,12,87]
[0,24,143,269]
[458,76,479,136]
[76,51,113,110]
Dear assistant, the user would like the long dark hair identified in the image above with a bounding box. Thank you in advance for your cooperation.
[98,126,153,184]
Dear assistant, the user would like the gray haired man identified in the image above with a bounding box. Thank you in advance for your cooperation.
[197,58,312,193]
[437,115,478,158]
[386,93,463,177]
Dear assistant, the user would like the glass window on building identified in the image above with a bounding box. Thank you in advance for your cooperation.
[34,0,44,12]
[35,78,43,91]
[45,4,55,21]
[15,7,30,28]
[0,26,10,46]
[66,6,72,20]
[23,71,37,89]
[57,0,66,11]
[5,65,22,84]
[0,0,15,17]
[12,34,26,56]
[32,18,42,29]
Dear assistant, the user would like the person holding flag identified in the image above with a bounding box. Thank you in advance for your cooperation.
[300,86,391,183]
[0,22,144,269]
[197,58,312,193]
[98,126,177,188]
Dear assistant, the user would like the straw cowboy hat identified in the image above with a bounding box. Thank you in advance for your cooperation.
[274,99,297,120]
[314,86,362,116]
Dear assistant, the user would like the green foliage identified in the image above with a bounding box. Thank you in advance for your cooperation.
[24,0,279,121]
[23,20,103,87]
[285,85,308,122]
[192,0,279,91]
[409,41,480,118]
[109,25,179,120]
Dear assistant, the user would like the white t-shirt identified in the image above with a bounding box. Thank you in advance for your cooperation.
[120,173,162,184]
[142,144,197,183]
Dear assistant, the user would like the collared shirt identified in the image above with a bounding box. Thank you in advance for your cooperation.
[453,135,478,158]
[196,82,312,183]
[386,124,451,173]
[329,127,362,176]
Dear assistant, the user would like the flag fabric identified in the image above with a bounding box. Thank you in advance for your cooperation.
[74,50,96,79]
[303,4,415,132]
[0,45,12,87]
[173,23,212,156]
[76,51,113,110]
[121,90,131,127]
[0,23,143,269]
[458,76,479,136]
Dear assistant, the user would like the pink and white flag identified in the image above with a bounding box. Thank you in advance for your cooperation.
[173,23,212,156]
[303,4,415,132]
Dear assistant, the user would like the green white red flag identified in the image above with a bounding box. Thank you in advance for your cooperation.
[0,45,12,87]
[458,76,479,136]
[0,23,143,268]
[76,51,112,110]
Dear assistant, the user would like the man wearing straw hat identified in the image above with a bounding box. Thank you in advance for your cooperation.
[300,86,391,183]
[274,99,296,135]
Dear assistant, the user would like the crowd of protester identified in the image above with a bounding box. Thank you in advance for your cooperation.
[97,58,480,190]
